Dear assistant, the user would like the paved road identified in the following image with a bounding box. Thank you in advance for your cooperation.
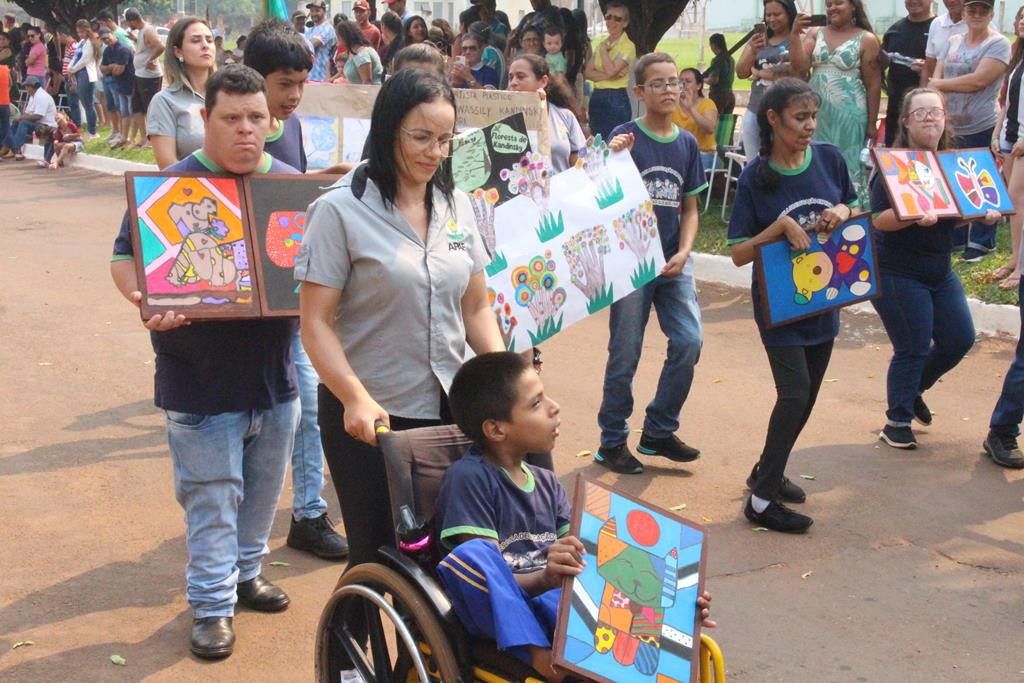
[2,164,1022,682]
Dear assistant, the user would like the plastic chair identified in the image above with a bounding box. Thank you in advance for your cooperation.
[720,150,748,221]
[703,113,740,213]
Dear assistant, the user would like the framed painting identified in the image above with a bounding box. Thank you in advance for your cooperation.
[125,172,261,320]
[243,174,342,316]
[552,476,708,683]
[872,148,960,220]
[936,148,1016,219]
[754,213,880,329]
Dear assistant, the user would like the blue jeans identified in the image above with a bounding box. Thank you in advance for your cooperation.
[598,259,703,447]
[954,128,997,252]
[871,269,975,426]
[290,329,327,519]
[0,105,9,148]
[5,118,38,152]
[740,108,761,160]
[75,71,96,134]
[166,399,300,617]
[990,279,1024,435]
[588,87,632,142]
[102,75,117,111]
[113,82,132,118]
[64,80,81,127]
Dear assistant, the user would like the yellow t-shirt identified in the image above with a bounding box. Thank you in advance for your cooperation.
[672,98,718,152]
[592,34,636,90]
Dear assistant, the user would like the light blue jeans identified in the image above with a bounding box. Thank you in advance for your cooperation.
[290,328,328,519]
[166,399,300,617]
[598,259,703,447]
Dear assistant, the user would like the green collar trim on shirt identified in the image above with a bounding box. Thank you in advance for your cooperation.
[635,118,680,144]
[501,462,536,493]
[192,150,273,174]
[265,118,284,143]
[768,145,813,176]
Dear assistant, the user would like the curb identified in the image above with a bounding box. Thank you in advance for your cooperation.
[24,143,157,174]
[692,252,1021,340]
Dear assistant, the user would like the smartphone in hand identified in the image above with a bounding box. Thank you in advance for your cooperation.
[809,14,828,26]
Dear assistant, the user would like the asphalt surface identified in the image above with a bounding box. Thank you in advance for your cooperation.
[2,164,1022,682]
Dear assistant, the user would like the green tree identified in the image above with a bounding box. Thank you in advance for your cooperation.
[11,0,117,29]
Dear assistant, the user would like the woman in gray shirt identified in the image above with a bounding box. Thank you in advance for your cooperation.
[931,0,1010,259]
[296,71,505,587]
[147,17,216,169]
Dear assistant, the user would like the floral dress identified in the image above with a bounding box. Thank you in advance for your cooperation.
[809,30,868,205]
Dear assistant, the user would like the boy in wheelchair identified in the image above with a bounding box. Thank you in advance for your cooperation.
[436,352,714,682]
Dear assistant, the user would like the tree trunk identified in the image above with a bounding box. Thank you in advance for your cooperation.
[598,0,691,55]
[13,1,119,30]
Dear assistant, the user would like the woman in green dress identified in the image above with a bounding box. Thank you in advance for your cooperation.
[790,0,881,205]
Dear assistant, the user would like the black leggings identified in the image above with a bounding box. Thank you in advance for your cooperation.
[753,341,834,500]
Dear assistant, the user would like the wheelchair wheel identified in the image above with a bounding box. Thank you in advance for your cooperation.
[315,562,461,683]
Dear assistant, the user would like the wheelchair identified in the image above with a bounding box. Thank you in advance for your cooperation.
[314,424,726,683]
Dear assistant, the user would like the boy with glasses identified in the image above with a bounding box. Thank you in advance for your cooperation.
[596,52,706,474]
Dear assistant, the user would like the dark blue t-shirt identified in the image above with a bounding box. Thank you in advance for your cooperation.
[727,142,858,347]
[869,172,957,285]
[264,116,308,173]
[101,42,134,92]
[436,448,570,572]
[610,119,707,257]
[112,151,301,415]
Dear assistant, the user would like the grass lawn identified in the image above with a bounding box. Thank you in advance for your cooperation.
[696,206,1020,305]
[83,125,157,165]
[657,35,751,92]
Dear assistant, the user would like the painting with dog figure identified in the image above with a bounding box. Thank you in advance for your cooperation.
[754,213,880,329]
[936,148,1016,219]
[553,476,707,683]
[126,172,261,320]
[872,148,960,221]
[244,174,341,316]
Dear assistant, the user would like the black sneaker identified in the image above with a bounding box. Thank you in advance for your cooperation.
[984,430,1024,469]
[287,513,350,559]
[743,496,813,533]
[962,248,987,263]
[879,424,917,449]
[745,465,806,504]
[595,443,644,474]
[913,396,933,426]
[636,433,700,463]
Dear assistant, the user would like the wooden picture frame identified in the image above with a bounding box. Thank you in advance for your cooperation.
[871,148,960,221]
[754,213,880,329]
[242,174,342,317]
[125,171,262,321]
[552,475,708,683]
[935,148,1016,219]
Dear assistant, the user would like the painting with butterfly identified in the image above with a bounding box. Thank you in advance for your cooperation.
[936,148,1015,219]
[243,174,342,316]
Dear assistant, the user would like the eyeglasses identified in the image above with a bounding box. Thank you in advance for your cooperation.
[908,106,945,121]
[605,14,626,22]
[461,43,481,51]
[638,78,681,93]
[401,128,455,156]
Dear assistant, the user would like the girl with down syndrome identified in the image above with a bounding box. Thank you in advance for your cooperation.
[727,78,858,534]
[869,87,1000,450]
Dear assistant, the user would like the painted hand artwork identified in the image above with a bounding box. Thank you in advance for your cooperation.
[488,287,518,352]
[484,148,665,350]
[936,148,1015,218]
[755,214,880,328]
[128,173,260,319]
[553,477,707,683]
[576,135,624,210]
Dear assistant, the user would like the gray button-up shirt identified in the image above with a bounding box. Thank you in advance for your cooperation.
[295,166,488,419]
[146,81,205,162]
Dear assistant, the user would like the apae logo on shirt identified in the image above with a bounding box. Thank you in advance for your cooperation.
[446,219,467,252]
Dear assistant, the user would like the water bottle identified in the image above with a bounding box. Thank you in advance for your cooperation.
[396,504,435,573]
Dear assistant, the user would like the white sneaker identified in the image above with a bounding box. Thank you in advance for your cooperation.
[104,132,117,143]
[108,133,123,145]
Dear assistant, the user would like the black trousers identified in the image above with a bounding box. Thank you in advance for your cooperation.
[753,341,834,500]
